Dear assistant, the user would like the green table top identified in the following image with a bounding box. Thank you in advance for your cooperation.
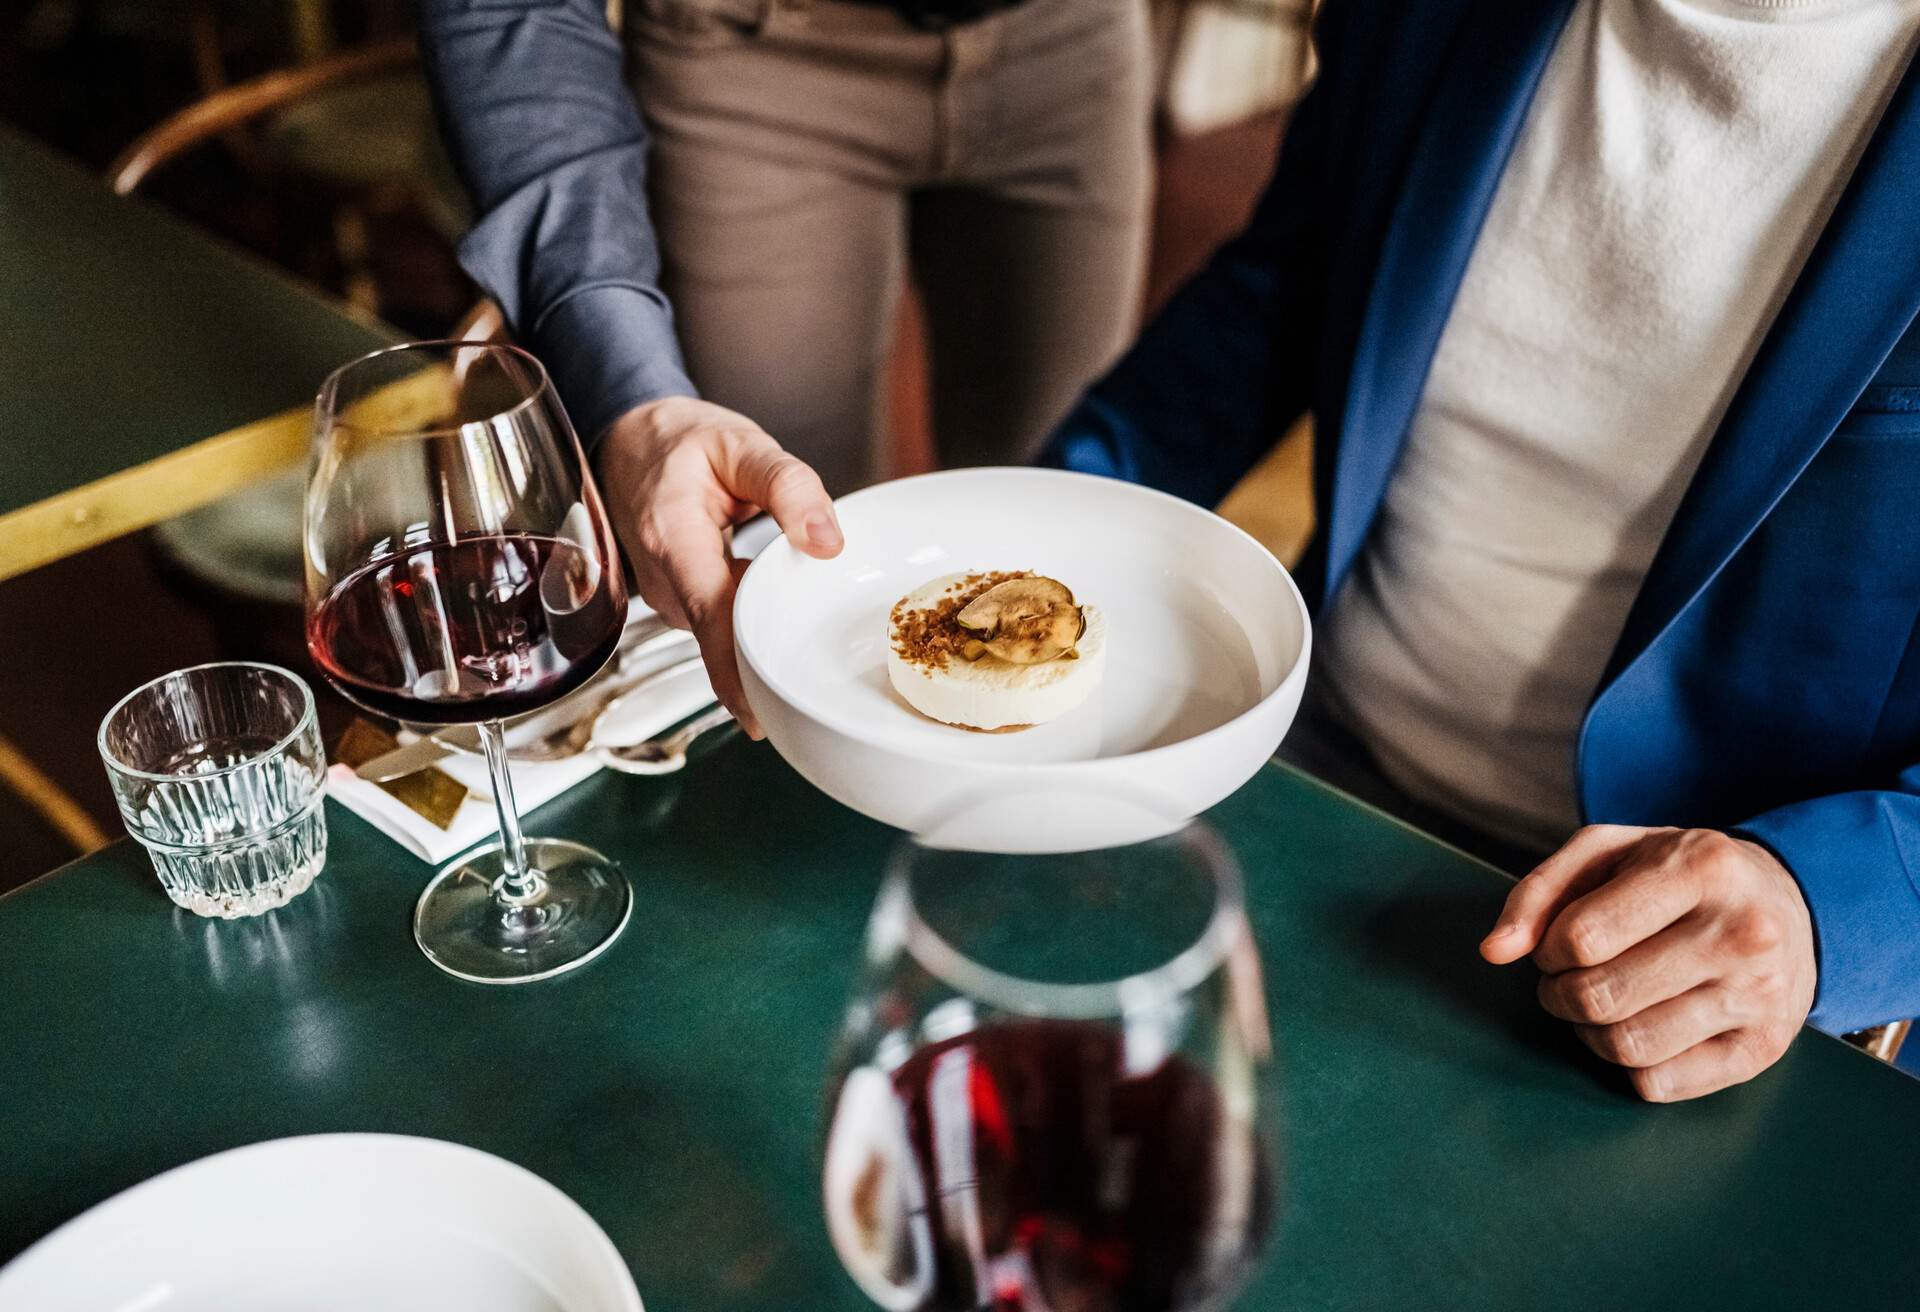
[3,743,1917,1308]
[0,125,389,515]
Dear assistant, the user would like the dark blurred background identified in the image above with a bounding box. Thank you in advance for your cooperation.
[0,0,1309,887]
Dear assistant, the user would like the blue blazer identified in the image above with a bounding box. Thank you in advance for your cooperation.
[1043,0,1920,1037]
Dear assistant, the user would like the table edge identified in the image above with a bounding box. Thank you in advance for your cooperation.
[0,405,312,580]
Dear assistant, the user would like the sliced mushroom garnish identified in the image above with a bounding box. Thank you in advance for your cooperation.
[955,576,1084,664]
[955,576,1073,634]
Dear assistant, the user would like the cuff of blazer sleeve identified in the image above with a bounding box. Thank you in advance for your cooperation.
[1036,397,1141,484]
[1734,791,1920,1035]
[529,283,697,448]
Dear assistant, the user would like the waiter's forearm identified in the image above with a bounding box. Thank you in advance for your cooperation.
[418,0,695,443]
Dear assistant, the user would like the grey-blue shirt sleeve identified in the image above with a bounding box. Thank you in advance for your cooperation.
[418,0,696,446]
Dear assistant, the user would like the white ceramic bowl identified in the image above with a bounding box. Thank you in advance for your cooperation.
[0,1135,643,1311]
[733,468,1311,852]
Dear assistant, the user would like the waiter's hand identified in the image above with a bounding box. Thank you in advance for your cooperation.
[1481,825,1816,1102]
[596,397,842,738]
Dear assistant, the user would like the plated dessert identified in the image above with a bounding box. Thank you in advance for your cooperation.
[731,466,1306,849]
[886,571,1106,731]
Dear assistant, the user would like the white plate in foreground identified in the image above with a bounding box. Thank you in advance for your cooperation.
[0,1134,642,1312]
[734,468,1311,851]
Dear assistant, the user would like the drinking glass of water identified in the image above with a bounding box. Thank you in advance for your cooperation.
[97,661,327,918]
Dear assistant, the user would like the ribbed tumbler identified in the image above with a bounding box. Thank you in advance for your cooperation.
[98,662,327,918]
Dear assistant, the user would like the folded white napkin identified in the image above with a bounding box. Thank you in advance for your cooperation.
[326,654,718,864]
[324,519,782,864]
[326,747,597,866]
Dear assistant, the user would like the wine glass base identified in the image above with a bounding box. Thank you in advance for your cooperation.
[414,838,632,985]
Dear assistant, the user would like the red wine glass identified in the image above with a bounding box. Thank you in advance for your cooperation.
[304,341,631,983]
[821,801,1280,1311]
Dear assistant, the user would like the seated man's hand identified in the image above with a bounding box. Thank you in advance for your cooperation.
[595,396,843,738]
[1480,825,1816,1102]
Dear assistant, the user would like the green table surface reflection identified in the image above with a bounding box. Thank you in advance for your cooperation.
[3,740,1917,1307]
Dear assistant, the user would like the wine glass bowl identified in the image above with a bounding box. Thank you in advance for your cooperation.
[308,533,622,725]
[822,801,1279,1312]
[304,341,632,984]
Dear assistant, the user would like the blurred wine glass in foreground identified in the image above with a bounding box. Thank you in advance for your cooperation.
[304,341,631,983]
[822,803,1280,1312]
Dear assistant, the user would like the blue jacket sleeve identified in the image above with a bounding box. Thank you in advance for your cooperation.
[1734,765,1920,1034]
[417,0,696,445]
[1036,5,1343,506]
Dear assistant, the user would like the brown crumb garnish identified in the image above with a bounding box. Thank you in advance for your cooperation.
[891,571,1029,673]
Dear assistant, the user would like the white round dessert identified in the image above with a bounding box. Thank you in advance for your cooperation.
[885,573,1107,731]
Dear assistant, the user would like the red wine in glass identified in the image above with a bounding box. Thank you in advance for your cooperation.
[827,1018,1274,1312]
[309,532,623,724]
[306,341,633,985]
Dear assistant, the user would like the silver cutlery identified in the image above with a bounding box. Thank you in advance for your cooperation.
[354,644,702,783]
[615,613,690,671]
[595,703,737,775]
[351,731,473,785]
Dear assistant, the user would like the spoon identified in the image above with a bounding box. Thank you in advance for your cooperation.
[595,704,737,775]
[402,652,703,773]
[559,654,709,756]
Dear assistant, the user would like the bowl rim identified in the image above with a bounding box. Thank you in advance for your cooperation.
[732,466,1313,773]
[0,1132,644,1309]
[97,660,318,782]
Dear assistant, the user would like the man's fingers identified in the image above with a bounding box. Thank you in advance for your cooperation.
[596,402,822,734]
[1536,916,1716,1024]
[1533,843,1709,973]
[1625,1026,1789,1103]
[1573,984,1736,1070]
[1482,825,1647,963]
[631,560,690,631]
[652,504,763,739]
[720,432,842,560]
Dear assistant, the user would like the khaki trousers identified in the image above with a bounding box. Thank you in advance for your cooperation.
[628,0,1153,492]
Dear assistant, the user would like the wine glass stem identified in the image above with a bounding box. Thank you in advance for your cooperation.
[477,719,544,904]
